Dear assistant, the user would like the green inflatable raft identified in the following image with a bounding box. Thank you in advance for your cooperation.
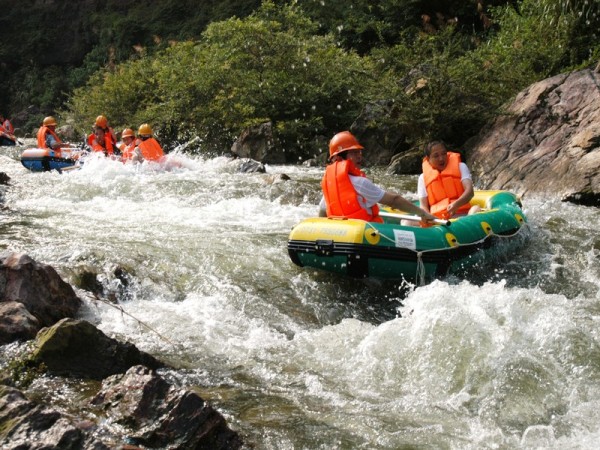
[287,190,529,283]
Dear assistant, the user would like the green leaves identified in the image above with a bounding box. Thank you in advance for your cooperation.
[61,0,599,161]
[68,3,370,160]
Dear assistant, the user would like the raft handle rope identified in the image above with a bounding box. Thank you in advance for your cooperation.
[366,221,531,285]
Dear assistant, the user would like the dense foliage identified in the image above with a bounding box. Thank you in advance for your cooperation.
[68,3,372,159]
[2,0,598,160]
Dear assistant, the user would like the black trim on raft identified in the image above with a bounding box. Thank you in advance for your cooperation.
[288,248,303,267]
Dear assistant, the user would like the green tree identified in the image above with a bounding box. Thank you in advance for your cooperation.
[68,2,371,160]
[365,0,598,150]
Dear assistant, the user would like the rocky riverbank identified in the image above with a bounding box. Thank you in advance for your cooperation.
[0,252,244,449]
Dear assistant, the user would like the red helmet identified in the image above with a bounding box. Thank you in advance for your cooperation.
[328,131,364,159]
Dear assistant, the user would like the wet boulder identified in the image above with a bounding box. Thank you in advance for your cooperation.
[466,66,600,207]
[31,318,164,380]
[0,252,82,343]
[232,121,284,164]
[238,158,266,173]
[0,301,39,344]
[387,148,423,175]
[0,385,108,449]
[92,365,243,449]
[350,100,409,166]
[0,172,10,185]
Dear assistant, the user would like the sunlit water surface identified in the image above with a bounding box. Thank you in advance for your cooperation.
[1,143,600,449]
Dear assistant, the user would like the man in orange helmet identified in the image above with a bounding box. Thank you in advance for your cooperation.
[133,123,165,162]
[119,128,138,161]
[36,116,76,151]
[87,115,118,152]
[319,131,436,223]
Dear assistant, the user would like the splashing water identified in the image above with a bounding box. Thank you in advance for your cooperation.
[1,144,599,448]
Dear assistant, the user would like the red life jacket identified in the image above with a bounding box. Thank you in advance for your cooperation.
[321,159,382,222]
[138,137,164,161]
[422,151,471,219]
[36,126,62,149]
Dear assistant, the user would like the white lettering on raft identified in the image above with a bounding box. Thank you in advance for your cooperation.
[319,228,348,236]
[301,226,349,237]
[393,229,416,250]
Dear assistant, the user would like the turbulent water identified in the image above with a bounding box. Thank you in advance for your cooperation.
[1,142,600,449]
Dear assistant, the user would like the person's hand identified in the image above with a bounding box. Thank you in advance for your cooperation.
[419,210,437,226]
[447,202,458,217]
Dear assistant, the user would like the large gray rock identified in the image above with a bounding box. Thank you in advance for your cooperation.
[0,301,39,344]
[0,252,82,343]
[466,67,600,206]
[0,385,109,449]
[387,148,423,175]
[350,100,407,166]
[31,318,164,380]
[231,121,284,164]
[92,365,243,449]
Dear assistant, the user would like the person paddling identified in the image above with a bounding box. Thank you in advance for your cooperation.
[119,128,138,162]
[419,141,481,219]
[319,131,436,224]
[87,115,117,149]
[36,116,76,153]
[133,123,165,162]
[0,113,14,134]
[0,113,17,145]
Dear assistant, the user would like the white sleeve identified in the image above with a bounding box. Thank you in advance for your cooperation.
[318,196,327,214]
[417,174,427,199]
[459,162,472,181]
[349,176,385,207]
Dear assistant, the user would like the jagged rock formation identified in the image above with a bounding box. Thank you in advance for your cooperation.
[466,67,600,206]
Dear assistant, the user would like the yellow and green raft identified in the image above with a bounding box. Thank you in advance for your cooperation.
[288,190,529,282]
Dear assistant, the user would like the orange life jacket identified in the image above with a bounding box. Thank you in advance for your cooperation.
[36,126,62,149]
[2,119,14,134]
[138,137,164,161]
[321,159,382,222]
[87,128,116,148]
[90,133,116,155]
[422,151,471,219]
[120,139,140,161]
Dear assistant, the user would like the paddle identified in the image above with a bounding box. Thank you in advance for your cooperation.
[379,211,451,226]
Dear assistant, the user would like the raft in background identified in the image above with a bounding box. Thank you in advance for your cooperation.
[20,148,86,172]
[0,134,17,146]
[288,190,529,283]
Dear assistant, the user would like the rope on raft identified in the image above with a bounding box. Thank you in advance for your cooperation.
[365,222,531,286]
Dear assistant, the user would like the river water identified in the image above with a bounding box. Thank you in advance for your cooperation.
[1,143,600,449]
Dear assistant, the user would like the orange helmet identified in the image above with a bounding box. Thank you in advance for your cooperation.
[43,116,57,126]
[328,131,363,159]
[138,123,153,136]
[121,128,135,139]
[95,115,108,128]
